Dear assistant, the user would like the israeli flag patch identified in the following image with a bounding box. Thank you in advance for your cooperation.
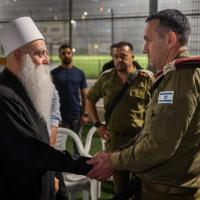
[158,91,174,104]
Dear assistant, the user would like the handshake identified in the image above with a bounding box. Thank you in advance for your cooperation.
[86,151,114,181]
[61,150,114,179]
[68,151,114,181]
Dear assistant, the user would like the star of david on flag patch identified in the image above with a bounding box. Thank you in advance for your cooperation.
[158,91,174,104]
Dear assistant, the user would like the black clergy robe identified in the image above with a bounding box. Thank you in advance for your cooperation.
[0,69,92,200]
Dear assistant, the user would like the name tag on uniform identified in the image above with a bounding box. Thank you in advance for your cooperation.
[158,91,174,104]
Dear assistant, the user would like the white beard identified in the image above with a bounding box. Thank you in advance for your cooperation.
[18,54,54,123]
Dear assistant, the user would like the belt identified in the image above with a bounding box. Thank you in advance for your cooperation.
[142,181,198,195]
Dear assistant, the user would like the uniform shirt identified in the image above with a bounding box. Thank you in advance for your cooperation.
[111,56,200,187]
[87,68,152,150]
[0,69,92,200]
[51,66,87,123]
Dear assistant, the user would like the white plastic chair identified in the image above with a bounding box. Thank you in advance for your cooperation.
[84,126,108,198]
[85,126,105,153]
[54,127,99,200]
[85,126,113,184]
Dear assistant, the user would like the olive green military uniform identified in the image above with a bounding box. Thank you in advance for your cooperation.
[110,55,200,200]
[87,68,152,193]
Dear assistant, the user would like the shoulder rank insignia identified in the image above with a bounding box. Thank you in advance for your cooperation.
[154,56,200,90]
[139,69,154,78]
[163,56,200,75]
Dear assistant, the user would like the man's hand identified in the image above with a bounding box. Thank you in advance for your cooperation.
[97,124,111,140]
[54,177,59,193]
[50,126,58,146]
[80,114,89,125]
[86,151,114,181]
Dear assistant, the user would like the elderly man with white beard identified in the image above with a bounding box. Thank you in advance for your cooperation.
[0,17,92,200]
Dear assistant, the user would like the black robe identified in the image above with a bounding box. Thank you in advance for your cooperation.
[0,69,92,200]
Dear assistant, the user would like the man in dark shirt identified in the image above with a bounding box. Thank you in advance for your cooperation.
[101,43,117,73]
[0,16,92,200]
[51,44,89,154]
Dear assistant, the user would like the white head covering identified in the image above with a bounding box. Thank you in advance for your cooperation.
[0,16,44,56]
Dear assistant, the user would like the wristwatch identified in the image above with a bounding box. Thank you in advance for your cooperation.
[94,121,102,128]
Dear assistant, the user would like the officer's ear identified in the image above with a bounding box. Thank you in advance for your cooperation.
[167,31,177,49]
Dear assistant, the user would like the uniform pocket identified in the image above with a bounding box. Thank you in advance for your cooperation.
[129,88,146,99]
[145,104,175,139]
[152,104,174,118]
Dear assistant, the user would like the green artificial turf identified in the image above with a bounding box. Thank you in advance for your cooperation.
[50,55,148,78]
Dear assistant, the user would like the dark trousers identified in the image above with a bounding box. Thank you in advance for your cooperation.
[55,172,68,200]
[113,170,131,195]
[113,175,140,200]
[61,116,82,155]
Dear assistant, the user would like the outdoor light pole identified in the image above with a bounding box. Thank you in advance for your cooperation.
[149,0,158,14]
[69,0,73,47]
[148,0,158,73]
[110,8,114,44]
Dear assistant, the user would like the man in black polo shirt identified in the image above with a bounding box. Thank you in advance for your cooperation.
[51,44,89,155]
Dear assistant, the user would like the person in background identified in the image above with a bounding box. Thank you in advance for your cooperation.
[101,43,117,73]
[51,44,89,155]
[87,9,200,200]
[86,41,152,198]
[0,16,92,200]
[101,42,143,74]
[0,57,6,72]
[49,88,61,146]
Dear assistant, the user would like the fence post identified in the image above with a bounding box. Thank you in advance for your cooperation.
[98,59,101,75]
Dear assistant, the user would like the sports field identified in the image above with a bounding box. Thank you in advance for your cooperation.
[50,55,148,78]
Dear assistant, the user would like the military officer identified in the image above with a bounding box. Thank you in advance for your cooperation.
[87,9,200,200]
[86,41,152,197]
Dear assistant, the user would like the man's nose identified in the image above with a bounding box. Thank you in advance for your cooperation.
[143,43,148,54]
[43,55,49,65]
[116,57,122,62]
